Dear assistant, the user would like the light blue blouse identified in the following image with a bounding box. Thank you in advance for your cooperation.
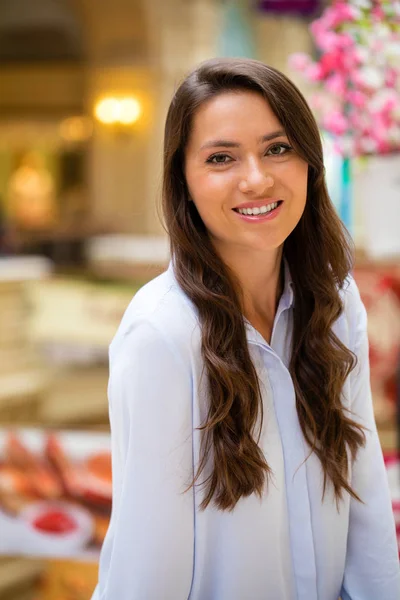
[92,261,400,600]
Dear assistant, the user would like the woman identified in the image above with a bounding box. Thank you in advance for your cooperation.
[92,58,400,600]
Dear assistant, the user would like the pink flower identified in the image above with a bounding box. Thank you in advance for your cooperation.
[335,33,354,51]
[305,63,324,82]
[370,119,392,153]
[319,52,345,76]
[310,19,324,41]
[313,30,339,52]
[323,111,349,136]
[346,90,367,108]
[288,53,311,72]
[371,6,385,22]
[332,139,342,155]
[332,136,355,156]
[317,3,358,30]
[358,137,378,155]
[353,67,385,90]
[377,140,391,154]
[313,31,353,54]
[349,113,365,132]
[325,74,346,97]
[330,2,358,26]
[388,125,400,145]
[368,89,400,115]
[371,117,390,143]
[371,39,384,53]
[386,69,398,88]
[309,93,325,111]
[288,0,400,156]
[318,9,336,29]
[353,46,370,65]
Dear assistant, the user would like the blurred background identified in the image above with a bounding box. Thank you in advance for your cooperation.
[0,0,399,598]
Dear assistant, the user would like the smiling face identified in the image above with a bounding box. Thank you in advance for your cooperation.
[184,90,308,263]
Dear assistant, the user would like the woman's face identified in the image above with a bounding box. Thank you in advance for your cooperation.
[184,90,308,257]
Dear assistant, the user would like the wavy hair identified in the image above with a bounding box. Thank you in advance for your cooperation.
[162,58,366,511]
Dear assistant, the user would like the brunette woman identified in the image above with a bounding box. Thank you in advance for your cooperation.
[93,58,400,600]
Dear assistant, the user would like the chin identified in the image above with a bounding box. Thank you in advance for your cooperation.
[246,235,285,252]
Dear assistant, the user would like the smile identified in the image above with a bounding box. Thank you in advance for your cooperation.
[232,200,283,221]
[235,201,279,216]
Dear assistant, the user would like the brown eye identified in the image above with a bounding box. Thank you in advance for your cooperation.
[206,154,232,165]
[267,143,292,156]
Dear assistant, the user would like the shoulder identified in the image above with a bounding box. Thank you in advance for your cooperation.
[338,274,368,351]
[109,266,201,368]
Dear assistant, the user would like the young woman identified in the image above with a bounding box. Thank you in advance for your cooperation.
[92,58,400,600]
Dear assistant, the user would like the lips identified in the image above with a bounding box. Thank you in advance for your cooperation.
[233,199,283,222]
[233,198,283,210]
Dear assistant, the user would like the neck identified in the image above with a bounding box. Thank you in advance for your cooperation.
[216,244,284,332]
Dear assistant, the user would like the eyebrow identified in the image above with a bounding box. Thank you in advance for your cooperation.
[199,129,287,151]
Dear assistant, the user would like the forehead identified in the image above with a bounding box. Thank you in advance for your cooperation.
[188,90,283,146]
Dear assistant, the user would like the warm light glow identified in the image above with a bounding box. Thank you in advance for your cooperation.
[118,98,141,125]
[94,96,142,127]
[95,98,120,125]
[59,117,93,142]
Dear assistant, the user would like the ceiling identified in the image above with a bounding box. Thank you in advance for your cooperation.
[0,0,83,62]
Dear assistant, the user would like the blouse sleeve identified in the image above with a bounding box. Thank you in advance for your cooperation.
[340,293,400,599]
[92,319,195,600]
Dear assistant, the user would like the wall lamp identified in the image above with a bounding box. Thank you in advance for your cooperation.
[94,96,142,130]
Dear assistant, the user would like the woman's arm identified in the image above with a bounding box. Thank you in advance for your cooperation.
[93,319,194,600]
[340,295,400,600]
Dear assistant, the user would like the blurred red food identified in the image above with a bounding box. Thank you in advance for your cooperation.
[46,433,112,509]
[5,433,62,500]
[80,451,112,509]
[0,465,32,496]
[45,433,84,498]
[0,465,36,514]
[33,509,78,534]
[86,453,111,482]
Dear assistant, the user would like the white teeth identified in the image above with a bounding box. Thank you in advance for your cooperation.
[237,202,278,216]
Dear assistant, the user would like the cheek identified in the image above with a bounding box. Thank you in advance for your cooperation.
[291,163,308,203]
[187,171,234,210]
[187,174,235,239]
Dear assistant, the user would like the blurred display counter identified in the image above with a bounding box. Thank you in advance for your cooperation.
[0,427,111,560]
[21,235,169,426]
[20,222,104,270]
[86,234,169,282]
[354,252,400,452]
[0,257,52,424]
[38,366,110,427]
[0,557,97,600]
[0,556,44,600]
[24,277,138,426]
[27,278,138,353]
[2,245,396,442]
[34,559,98,600]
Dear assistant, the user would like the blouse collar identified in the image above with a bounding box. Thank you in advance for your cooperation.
[167,255,295,327]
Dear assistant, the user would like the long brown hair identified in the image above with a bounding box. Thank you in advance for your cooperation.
[162,57,365,511]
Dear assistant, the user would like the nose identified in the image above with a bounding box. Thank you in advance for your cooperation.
[238,159,274,195]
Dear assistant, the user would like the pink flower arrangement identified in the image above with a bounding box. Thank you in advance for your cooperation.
[289,0,400,156]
